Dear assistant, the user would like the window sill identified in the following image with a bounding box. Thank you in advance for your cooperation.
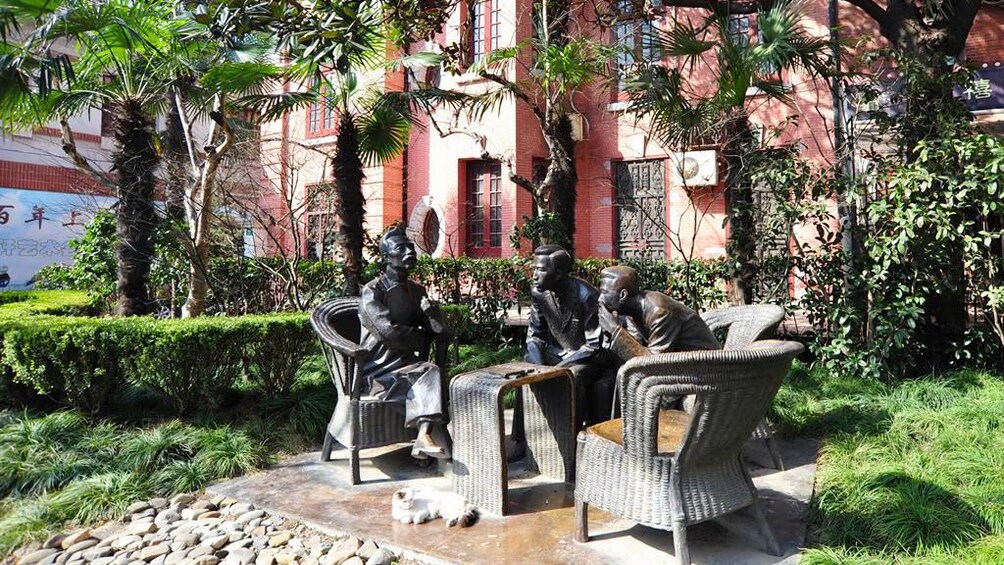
[606,101,630,113]
[301,133,338,145]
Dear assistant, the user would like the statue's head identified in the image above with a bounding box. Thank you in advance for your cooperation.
[380,224,416,272]
[532,244,572,291]
[598,265,639,312]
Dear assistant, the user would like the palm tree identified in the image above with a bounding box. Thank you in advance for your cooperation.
[1,0,181,315]
[460,1,618,251]
[625,0,829,304]
[269,1,436,295]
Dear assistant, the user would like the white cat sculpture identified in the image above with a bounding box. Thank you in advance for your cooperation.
[391,487,478,528]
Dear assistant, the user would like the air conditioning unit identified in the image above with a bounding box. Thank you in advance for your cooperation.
[670,150,718,187]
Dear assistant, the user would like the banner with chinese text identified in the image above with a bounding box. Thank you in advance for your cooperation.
[0,187,115,289]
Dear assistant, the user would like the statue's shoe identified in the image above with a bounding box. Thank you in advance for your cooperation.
[412,433,448,460]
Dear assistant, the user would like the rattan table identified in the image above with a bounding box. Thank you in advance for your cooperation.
[450,362,575,516]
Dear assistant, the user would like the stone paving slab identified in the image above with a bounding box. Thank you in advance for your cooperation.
[207,437,817,565]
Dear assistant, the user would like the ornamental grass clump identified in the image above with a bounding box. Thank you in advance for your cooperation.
[804,370,1004,563]
[0,411,268,556]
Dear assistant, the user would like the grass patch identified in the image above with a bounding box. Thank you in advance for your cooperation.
[783,367,1004,563]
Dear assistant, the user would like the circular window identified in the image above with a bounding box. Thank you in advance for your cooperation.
[420,208,441,255]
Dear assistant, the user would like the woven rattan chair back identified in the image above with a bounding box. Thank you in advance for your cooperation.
[310,297,415,484]
[699,303,788,469]
[700,304,784,350]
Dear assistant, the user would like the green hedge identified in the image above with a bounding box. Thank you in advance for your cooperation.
[0,292,313,415]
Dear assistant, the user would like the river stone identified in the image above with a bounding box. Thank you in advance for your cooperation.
[126,501,152,515]
[148,498,168,509]
[191,500,217,512]
[174,533,200,548]
[163,549,189,565]
[64,538,99,556]
[354,541,378,561]
[190,557,220,565]
[222,547,255,565]
[341,558,364,565]
[154,510,181,527]
[188,545,213,559]
[43,534,66,549]
[138,543,169,562]
[198,512,222,521]
[112,535,142,550]
[131,509,155,522]
[364,549,393,565]
[204,535,229,550]
[128,521,158,536]
[60,530,93,549]
[255,548,277,565]
[321,538,360,565]
[235,510,266,525]
[273,553,297,565]
[181,508,202,520]
[149,555,167,565]
[18,548,59,564]
[228,503,254,516]
[225,539,252,551]
[268,532,291,548]
[38,551,61,565]
[170,493,196,507]
[92,524,122,541]
[92,557,116,565]
[83,546,114,560]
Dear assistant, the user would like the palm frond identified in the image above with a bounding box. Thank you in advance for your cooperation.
[234,91,318,123]
[357,102,410,166]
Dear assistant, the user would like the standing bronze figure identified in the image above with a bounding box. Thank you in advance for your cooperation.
[358,225,450,459]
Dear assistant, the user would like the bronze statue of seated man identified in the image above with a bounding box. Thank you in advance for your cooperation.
[358,225,450,460]
[597,265,720,361]
[523,245,612,431]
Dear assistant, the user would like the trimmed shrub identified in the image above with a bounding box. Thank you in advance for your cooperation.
[0,293,313,415]
[239,314,315,397]
[2,318,136,414]
[125,318,246,415]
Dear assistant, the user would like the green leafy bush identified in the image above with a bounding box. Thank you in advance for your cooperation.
[239,315,316,397]
[0,294,312,414]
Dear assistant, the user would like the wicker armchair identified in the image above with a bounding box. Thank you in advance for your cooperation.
[574,340,803,565]
[310,297,444,485]
[700,304,787,470]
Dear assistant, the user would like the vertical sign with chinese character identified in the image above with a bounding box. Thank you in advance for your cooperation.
[0,187,115,289]
[958,67,1004,112]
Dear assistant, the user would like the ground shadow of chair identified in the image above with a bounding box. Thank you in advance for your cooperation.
[310,297,444,485]
[701,304,787,470]
[574,340,803,565]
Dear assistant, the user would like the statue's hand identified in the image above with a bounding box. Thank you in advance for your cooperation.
[598,305,621,335]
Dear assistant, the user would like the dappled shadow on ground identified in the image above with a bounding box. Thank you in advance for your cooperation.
[811,471,990,553]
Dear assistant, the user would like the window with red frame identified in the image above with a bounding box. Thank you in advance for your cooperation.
[307,78,337,136]
[469,0,501,65]
[613,0,658,91]
[466,160,503,254]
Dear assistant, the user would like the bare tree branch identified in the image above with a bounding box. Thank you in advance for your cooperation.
[59,118,116,193]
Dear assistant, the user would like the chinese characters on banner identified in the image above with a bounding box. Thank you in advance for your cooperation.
[0,187,115,289]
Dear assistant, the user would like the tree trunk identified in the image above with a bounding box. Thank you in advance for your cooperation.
[163,93,189,223]
[543,114,577,252]
[723,112,756,305]
[334,112,366,296]
[113,100,159,316]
